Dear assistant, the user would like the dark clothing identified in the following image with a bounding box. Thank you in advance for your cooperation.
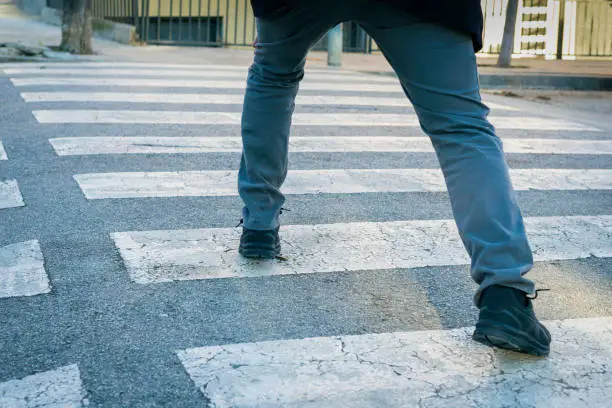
[249,0,484,51]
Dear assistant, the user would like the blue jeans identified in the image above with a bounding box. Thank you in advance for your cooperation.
[238,0,535,303]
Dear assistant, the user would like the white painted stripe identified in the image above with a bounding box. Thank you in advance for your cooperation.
[0,240,50,298]
[21,92,519,111]
[112,215,612,284]
[0,364,85,407]
[0,141,6,160]
[2,62,355,73]
[32,110,601,131]
[178,317,612,408]
[12,77,403,92]
[0,180,25,209]
[51,136,431,155]
[50,136,612,156]
[6,68,397,83]
[74,169,612,199]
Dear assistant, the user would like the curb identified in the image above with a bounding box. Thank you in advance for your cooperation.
[478,74,612,91]
[365,71,612,91]
[0,42,88,63]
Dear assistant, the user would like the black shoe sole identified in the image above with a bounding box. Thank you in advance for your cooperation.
[238,244,281,259]
[473,323,550,357]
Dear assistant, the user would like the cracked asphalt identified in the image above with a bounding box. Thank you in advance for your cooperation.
[0,62,611,407]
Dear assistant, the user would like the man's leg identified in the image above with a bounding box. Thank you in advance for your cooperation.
[356,7,533,303]
[356,6,550,355]
[239,5,338,234]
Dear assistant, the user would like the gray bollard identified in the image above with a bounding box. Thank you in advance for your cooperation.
[327,24,342,67]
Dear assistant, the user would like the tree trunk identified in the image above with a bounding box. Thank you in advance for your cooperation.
[60,0,93,54]
[497,0,520,68]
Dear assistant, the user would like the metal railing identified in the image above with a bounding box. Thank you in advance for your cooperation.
[138,0,255,46]
[47,0,612,57]
[47,0,140,26]
[90,0,138,25]
[136,0,374,51]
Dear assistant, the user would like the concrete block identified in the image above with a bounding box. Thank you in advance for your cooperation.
[15,0,47,16]
[40,7,62,26]
[91,18,137,45]
[113,22,137,44]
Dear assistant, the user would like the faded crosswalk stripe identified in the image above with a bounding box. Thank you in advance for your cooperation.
[177,317,612,408]
[5,68,399,83]
[31,110,601,131]
[0,364,86,407]
[112,215,612,284]
[19,92,518,111]
[0,240,50,298]
[73,169,612,199]
[0,141,6,160]
[11,77,409,92]
[49,136,612,156]
[0,180,25,209]
[20,92,398,106]
[1,62,362,73]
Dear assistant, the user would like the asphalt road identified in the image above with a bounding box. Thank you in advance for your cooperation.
[0,62,611,407]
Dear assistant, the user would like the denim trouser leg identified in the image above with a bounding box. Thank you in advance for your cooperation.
[239,6,339,231]
[356,6,535,304]
[239,1,535,305]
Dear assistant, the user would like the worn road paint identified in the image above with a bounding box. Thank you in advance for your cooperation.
[74,169,612,199]
[0,364,86,407]
[31,110,601,131]
[0,180,25,209]
[50,136,611,156]
[7,68,398,83]
[0,240,50,298]
[178,317,612,408]
[112,215,612,284]
[19,92,519,111]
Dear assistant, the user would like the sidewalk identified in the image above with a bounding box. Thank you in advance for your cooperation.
[308,52,612,90]
[1,1,611,89]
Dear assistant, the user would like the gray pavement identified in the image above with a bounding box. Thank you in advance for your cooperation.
[0,61,611,407]
[2,0,612,90]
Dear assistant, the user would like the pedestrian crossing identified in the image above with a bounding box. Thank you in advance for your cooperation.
[0,140,25,210]
[20,92,520,111]
[5,67,401,83]
[0,138,38,301]
[0,364,86,407]
[48,136,612,155]
[29,110,603,130]
[0,61,368,72]
[178,316,612,407]
[1,62,611,406]
[113,216,611,284]
[0,179,24,210]
[12,77,417,92]
[73,169,612,199]
[0,240,50,298]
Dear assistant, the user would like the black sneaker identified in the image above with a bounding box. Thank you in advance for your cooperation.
[473,285,551,356]
[238,227,281,259]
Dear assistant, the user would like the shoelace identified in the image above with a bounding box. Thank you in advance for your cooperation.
[527,288,551,300]
[235,207,291,228]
